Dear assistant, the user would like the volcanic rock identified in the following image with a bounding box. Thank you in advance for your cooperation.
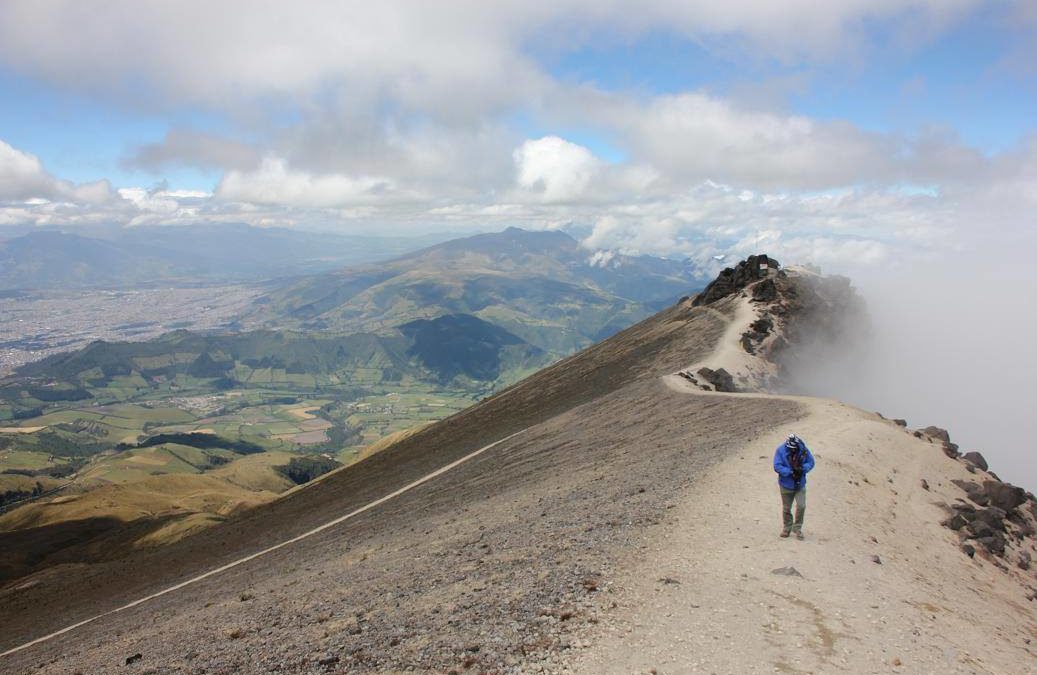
[984,481,1026,512]
[972,507,1008,532]
[696,367,737,393]
[751,278,778,302]
[966,520,995,539]
[962,451,988,471]
[976,533,1007,556]
[951,480,989,506]
[921,426,951,444]
[692,254,780,306]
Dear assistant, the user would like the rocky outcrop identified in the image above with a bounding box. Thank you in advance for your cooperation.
[943,475,1037,569]
[921,426,951,443]
[984,481,1027,512]
[740,316,773,355]
[696,367,737,393]
[963,451,988,471]
[692,254,780,306]
[918,426,960,458]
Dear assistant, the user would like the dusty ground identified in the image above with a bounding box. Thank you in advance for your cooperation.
[571,383,1037,674]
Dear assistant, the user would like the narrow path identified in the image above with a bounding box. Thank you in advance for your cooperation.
[0,428,527,659]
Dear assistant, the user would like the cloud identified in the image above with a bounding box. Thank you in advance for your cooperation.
[0,139,63,201]
[0,139,115,204]
[124,130,260,172]
[513,136,601,203]
[215,157,403,208]
[0,1,983,120]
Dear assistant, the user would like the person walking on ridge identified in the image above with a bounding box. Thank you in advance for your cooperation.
[774,434,815,539]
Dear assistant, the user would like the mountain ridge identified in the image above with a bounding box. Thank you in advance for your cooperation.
[246,227,698,356]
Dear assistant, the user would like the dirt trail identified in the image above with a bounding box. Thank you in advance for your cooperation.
[570,296,1037,674]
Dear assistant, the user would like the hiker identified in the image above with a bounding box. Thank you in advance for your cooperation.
[773,434,815,539]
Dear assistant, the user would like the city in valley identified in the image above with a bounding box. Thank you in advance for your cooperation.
[0,285,260,374]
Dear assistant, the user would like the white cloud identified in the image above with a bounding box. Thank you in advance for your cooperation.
[0,2,981,115]
[0,139,62,201]
[0,139,115,204]
[513,136,601,203]
[215,157,403,208]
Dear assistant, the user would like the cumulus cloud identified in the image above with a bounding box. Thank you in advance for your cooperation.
[0,139,58,200]
[216,157,403,208]
[0,139,115,204]
[513,136,601,203]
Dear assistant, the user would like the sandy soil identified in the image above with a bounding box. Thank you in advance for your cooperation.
[572,384,1037,674]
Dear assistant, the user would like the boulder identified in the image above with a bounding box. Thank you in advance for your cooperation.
[696,367,737,393]
[921,426,951,443]
[962,451,988,472]
[892,419,907,427]
[966,519,994,539]
[976,533,1006,556]
[951,480,989,506]
[972,507,1008,532]
[961,543,976,558]
[942,441,960,459]
[984,481,1027,512]
[943,513,969,531]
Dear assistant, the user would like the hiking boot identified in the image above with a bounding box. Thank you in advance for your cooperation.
[794,530,804,540]
[780,529,791,538]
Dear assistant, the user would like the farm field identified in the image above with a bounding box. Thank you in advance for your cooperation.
[0,378,480,517]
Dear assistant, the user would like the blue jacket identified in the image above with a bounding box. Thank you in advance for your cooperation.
[773,440,815,490]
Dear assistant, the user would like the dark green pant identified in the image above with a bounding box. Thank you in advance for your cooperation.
[780,486,806,532]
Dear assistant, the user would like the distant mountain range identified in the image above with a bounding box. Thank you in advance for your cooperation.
[0,224,452,289]
[247,227,699,356]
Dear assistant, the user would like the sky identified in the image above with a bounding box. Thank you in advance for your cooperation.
[0,0,1031,268]
[0,2,1035,480]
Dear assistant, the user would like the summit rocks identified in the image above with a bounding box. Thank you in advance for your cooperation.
[692,254,780,306]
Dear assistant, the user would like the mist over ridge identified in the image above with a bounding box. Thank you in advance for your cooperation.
[781,251,1035,491]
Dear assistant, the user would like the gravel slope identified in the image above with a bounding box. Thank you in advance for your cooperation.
[1,295,804,673]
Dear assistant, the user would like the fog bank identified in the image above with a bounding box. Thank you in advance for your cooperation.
[784,256,1036,492]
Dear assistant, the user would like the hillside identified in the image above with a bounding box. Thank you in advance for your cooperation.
[247,227,698,355]
[1,257,1035,674]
